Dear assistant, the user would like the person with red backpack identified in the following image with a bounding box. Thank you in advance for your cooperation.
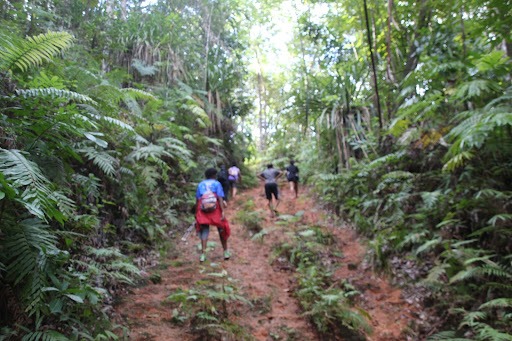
[195,167,231,262]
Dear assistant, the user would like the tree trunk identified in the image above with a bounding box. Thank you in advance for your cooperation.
[402,0,431,77]
[363,0,383,130]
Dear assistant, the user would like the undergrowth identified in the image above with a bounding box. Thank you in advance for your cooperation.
[272,224,372,340]
[166,267,254,340]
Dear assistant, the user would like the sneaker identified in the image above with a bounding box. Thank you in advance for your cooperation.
[224,250,231,260]
[199,254,206,262]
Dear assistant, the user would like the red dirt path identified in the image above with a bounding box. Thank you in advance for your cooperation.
[114,183,418,340]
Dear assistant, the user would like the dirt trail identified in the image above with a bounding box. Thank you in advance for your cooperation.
[115,184,418,340]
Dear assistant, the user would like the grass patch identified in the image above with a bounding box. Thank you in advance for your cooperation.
[272,224,372,339]
[167,268,254,340]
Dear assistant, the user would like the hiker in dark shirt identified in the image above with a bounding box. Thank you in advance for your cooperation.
[217,165,231,202]
[286,160,299,198]
[258,163,283,217]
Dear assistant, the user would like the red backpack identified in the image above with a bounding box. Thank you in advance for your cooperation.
[200,190,217,212]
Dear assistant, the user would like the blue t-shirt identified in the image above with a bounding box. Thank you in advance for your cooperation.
[196,179,225,199]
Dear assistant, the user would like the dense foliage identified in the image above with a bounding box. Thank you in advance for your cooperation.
[1,0,511,339]
[0,0,253,338]
[258,0,512,339]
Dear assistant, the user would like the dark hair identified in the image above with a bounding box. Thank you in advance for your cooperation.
[205,167,218,179]
[267,164,273,168]
[290,160,295,165]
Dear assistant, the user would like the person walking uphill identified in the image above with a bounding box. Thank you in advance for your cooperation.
[258,164,283,218]
[228,163,242,199]
[195,168,231,262]
[286,160,299,198]
[217,165,231,202]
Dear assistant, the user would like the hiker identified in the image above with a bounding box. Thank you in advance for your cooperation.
[217,165,231,202]
[286,160,299,198]
[195,167,231,262]
[258,163,283,217]
[228,163,242,199]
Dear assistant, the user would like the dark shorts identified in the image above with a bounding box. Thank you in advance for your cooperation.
[287,175,299,183]
[264,183,279,200]
[229,179,237,188]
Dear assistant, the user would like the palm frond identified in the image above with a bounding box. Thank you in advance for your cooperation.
[0,31,73,72]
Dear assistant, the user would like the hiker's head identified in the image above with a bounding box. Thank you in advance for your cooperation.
[267,163,273,169]
[205,168,218,179]
[220,165,226,171]
[290,160,295,165]
[231,163,237,167]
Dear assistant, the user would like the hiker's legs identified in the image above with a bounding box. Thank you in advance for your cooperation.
[229,180,237,199]
[217,228,231,259]
[293,181,298,198]
[265,183,275,216]
[217,228,228,251]
[199,224,210,256]
[289,180,294,192]
[274,188,280,210]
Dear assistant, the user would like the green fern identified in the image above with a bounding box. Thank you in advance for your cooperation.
[131,59,159,77]
[479,298,512,310]
[452,80,502,100]
[0,148,74,222]
[21,330,69,341]
[0,31,73,72]
[78,147,119,177]
[16,88,97,105]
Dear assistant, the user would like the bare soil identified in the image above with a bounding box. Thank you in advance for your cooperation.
[114,183,418,340]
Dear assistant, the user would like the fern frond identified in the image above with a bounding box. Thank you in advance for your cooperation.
[449,267,480,283]
[474,323,512,341]
[475,189,512,200]
[16,88,97,105]
[0,148,74,221]
[421,190,442,210]
[479,298,512,310]
[78,147,119,177]
[127,144,172,162]
[157,137,193,160]
[415,237,442,255]
[21,330,69,341]
[428,330,470,340]
[120,87,157,101]
[131,59,159,77]
[0,31,73,72]
[87,247,124,259]
[452,80,502,100]
[4,218,57,286]
[488,214,512,226]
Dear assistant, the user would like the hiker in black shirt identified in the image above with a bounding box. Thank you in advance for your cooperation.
[286,160,299,198]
